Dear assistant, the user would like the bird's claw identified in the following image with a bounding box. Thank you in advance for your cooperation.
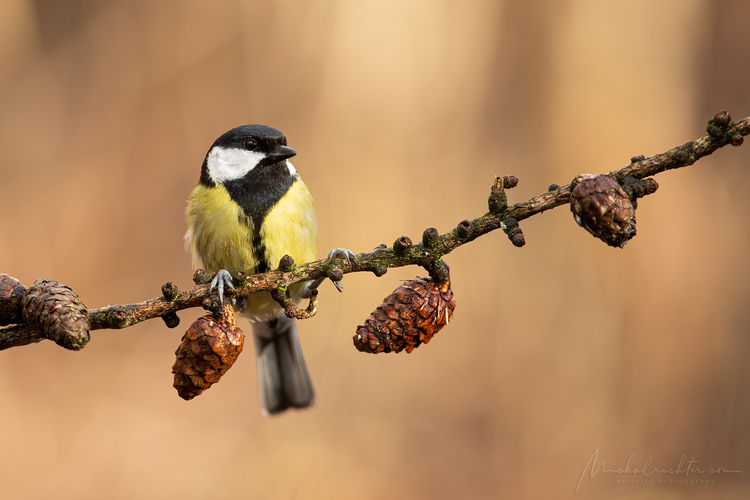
[209,269,235,305]
[327,247,357,267]
[326,247,356,293]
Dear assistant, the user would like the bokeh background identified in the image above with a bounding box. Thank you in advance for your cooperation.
[1,1,749,499]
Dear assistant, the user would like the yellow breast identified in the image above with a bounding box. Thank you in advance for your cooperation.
[185,178,318,321]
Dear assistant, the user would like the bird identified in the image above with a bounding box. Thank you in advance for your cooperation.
[184,124,352,416]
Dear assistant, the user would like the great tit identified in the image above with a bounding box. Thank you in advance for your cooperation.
[185,124,337,416]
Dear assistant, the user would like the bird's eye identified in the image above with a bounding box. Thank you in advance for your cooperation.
[244,138,258,151]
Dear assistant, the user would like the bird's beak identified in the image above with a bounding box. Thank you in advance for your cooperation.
[268,145,297,162]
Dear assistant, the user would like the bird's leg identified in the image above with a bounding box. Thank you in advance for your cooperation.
[304,278,326,297]
[326,247,357,293]
[209,269,235,305]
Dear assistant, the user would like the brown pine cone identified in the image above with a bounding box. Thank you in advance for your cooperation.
[172,303,244,400]
[21,279,90,350]
[570,174,636,248]
[0,274,27,326]
[354,277,456,354]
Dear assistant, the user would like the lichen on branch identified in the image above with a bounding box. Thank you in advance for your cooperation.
[1,111,748,351]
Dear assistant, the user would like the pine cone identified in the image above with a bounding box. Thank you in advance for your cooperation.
[570,174,636,248]
[354,277,456,354]
[0,274,27,326]
[172,303,244,400]
[21,279,90,350]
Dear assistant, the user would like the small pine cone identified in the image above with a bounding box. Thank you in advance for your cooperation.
[21,279,90,350]
[172,303,244,400]
[570,174,636,248]
[354,277,456,354]
[0,274,28,326]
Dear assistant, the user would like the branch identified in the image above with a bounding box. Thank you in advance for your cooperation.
[2,111,748,351]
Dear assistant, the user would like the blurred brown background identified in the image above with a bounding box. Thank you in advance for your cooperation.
[1,1,749,499]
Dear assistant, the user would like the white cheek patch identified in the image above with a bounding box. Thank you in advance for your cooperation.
[206,146,265,183]
[286,161,297,177]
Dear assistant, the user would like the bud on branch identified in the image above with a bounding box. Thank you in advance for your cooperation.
[1,111,748,355]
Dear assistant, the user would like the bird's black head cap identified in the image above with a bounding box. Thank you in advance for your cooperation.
[199,125,291,186]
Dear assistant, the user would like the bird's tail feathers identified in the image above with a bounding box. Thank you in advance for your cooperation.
[252,315,315,416]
